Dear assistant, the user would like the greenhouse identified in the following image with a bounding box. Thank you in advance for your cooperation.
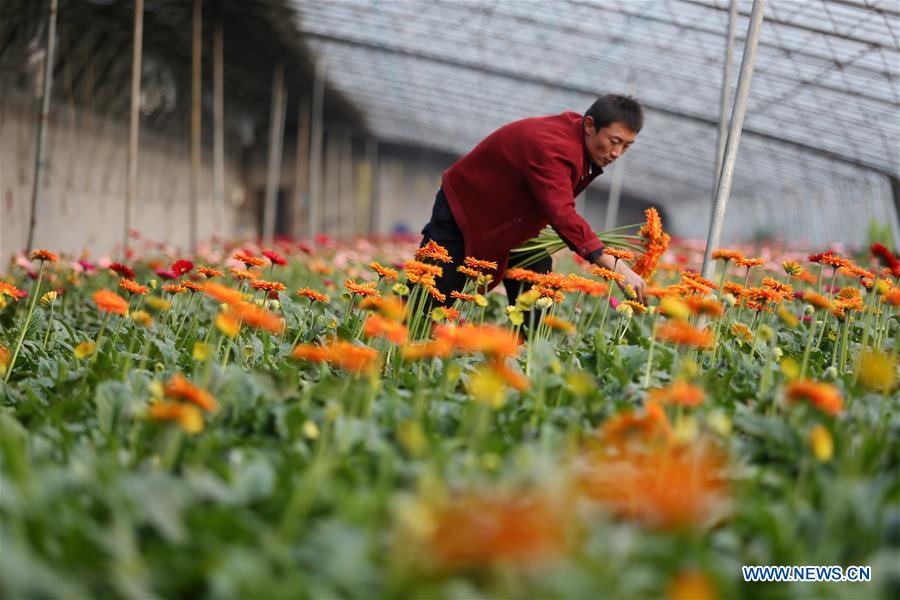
[0,0,898,598]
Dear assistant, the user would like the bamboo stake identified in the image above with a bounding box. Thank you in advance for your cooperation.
[124,0,144,256]
[189,0,202,254]
[25,0,58,254]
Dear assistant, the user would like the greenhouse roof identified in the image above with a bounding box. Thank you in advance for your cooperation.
[292,0,900,207]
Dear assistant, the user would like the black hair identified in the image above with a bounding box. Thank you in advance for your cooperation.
[584,94,644,133]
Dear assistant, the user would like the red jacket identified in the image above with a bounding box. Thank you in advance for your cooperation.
[442,111,605,285]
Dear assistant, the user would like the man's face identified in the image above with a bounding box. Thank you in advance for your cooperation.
[583,118,637,167]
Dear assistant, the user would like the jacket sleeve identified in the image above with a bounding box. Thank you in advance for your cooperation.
[525,150,605,262]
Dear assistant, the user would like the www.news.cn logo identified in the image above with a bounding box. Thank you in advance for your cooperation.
[742,565,872,583]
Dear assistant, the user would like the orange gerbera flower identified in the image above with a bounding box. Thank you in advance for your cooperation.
[0,281,25,300]
[415,240,453,264]
[369,261,399,280]
[161,284,187,295]
[785,380,843,416]
[761,277,793,299]
[803,292,834,312]
[647,381,705,407]
[543,315,576,334]
[434,324,519,358]
[568,276,609,297]
[229,301,284,333]
[598,400,672,450]
[296,287,330,303]
[533,285,565,304]
[345,279,380,297]
[654,320,714,349]
[204,281,245,305]
[400,338,454,361]
[363,313,408,345]
[417,491,568,569]
[681,271,719,292]
[360,296,405,321]
[230,268,260,281]
[292,340,379,373]
[30,249,59,263]
[165,373,217,412]
[730,322,753,342]
[233,251,266,268]
[722,281,746,299]
[578,440,728,530]
[504,267,542,282]
[591,266,625,284]
[632,207,671,281]
[119,278,149,295]
[464,257,499,271]
[450,290,478,303]
[488,358,530,391]
[197,265,223,278]
[746,286,783,306]
[535,272,569,289]
[404,260,443,278]
[684,296,724,318]
[406,272,437,287]
[734,256,765,269]
[456,265,482,279]
[181,280,203,293]
[148,402,204,434]
[885,288,900,307]
[425,285,446,304]
[712,249,744,262]
[603,247,636,262]
[249,279,287,294]
[93,289,129,315]
[623,300,648,314]
[819,253,852,270]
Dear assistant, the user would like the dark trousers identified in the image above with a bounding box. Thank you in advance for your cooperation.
[419,188,552,309]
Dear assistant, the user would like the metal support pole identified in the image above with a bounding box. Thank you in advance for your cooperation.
[212,15,225,242]
[365,137,378,235]
[189,0,201,254]
[25,0,58,254]
[713,0,738,195]
[307,56,326,239]
[603,157,626,231]
[124,0,143,257]
[700,0,767,280]
[263,62,286,245]
[341,132,354,238]
[292,98,310,239]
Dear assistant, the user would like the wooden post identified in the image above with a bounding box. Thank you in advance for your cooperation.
[189,0,202,254]
[212,14,225,242]
[25,0,58,254]
[262,63,286,245]
[292,98,310,239]
[124,0,143,256]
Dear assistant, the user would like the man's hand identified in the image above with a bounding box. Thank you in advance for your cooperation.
[595,252,646,305]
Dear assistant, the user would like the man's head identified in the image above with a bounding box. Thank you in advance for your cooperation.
[583,94,643,168]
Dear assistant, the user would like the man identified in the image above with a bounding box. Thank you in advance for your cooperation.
[420,94,647,308]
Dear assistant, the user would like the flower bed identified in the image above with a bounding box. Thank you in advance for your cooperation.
[1,225,898,598]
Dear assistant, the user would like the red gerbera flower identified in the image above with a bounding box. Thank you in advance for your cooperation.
[171,259,194,276]
[109,262,136,279]
[262,250,287,266]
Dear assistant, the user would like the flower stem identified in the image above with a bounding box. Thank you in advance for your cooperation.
[4,262,45,382]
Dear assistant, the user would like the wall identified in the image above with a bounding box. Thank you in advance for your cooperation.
[1,91,245,267]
